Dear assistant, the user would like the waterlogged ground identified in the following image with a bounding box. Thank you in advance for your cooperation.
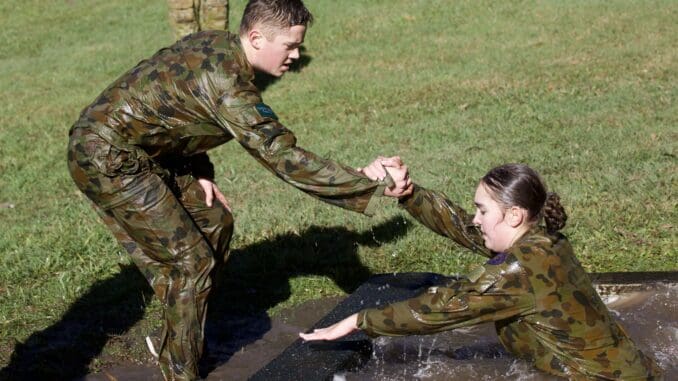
[340,284,677,380]
[76,283,678,381]
[79,296,344,381]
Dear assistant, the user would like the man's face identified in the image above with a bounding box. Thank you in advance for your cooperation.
[254,25,306,77]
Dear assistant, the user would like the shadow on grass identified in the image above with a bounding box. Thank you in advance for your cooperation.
[200,215,411,376]
[0,215,410,380]
[0,265,154,381]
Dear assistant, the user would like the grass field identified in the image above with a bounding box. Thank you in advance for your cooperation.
[0,0,676,377]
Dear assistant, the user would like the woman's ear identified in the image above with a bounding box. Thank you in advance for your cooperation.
[507,206,526,228]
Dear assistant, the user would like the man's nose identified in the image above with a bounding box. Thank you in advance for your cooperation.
[289,48,300,60]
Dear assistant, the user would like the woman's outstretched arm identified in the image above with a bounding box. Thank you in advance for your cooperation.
[299,313,359,341]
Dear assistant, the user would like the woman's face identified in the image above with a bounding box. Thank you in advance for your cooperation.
[472,183,520,253]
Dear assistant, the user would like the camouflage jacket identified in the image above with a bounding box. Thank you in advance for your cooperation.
[71,31,385,214]
[358,185,661,380]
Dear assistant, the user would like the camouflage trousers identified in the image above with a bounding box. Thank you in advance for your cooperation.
[67,127,233,381]
[167,0,229,40]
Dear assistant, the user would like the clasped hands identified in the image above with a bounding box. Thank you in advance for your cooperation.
[358,156,413,198]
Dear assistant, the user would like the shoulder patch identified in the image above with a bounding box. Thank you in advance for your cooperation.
[255,103,278,120]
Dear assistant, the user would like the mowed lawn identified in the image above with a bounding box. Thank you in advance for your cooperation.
[0,0,675,375]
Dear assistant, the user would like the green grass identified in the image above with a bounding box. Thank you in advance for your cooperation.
[0,0,676,376]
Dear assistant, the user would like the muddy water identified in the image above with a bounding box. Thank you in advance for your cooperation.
[80,296,344,381]
[340,285,677,380]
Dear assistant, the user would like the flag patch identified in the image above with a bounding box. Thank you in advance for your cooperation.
[255,103,278,120]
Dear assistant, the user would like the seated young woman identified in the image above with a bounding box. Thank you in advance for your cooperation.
[300,162,662,380]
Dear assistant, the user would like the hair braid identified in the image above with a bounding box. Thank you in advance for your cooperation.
[543,192,567,232]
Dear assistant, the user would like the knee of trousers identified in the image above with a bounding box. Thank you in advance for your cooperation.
[213,215,234,265]
[170,239,218,280]
[214,209,234,252]
[189,197,234,261]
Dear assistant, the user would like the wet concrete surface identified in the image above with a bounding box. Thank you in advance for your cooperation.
[79,296,344,381]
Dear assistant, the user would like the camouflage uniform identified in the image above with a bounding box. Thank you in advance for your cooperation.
[357,185,662,380]
[167,0,228,40]
[67,31,387,381]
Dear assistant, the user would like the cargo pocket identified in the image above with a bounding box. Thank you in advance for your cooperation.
[427,286,471,313]
[91,145,147,177]
[444,296,470,313]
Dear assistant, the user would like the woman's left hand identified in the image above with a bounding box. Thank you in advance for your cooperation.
[198,178,231,211]
[299,313,359,341]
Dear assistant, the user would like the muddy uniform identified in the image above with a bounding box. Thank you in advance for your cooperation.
[357,185,662,380]
[167,0,228,40]
[67,31,386,381]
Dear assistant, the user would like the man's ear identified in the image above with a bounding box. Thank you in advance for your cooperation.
[247,29,264,50]
[507,207,526,228]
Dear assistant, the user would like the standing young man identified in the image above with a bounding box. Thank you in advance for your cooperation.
[67,1,411,379]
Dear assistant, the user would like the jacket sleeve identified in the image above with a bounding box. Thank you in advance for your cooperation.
[398,184,490,257]
[209,82,388,215]
[357,259,534,337]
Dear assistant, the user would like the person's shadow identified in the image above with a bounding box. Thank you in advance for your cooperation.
[200,216,411,375]
[0,265,154,381]
[0,215,411,380]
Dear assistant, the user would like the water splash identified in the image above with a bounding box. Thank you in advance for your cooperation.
[344,284,676,380]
